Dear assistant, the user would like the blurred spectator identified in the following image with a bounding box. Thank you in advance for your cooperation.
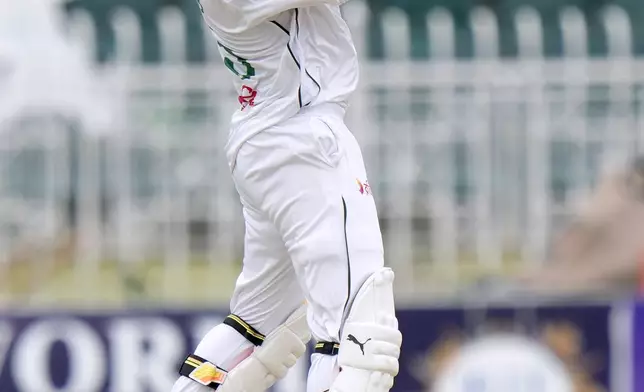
[521,156,644,295]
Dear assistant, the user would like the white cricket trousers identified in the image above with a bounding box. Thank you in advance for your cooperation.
[172,102,384,392]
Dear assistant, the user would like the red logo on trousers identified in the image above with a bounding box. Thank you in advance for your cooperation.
[356,179,372,195]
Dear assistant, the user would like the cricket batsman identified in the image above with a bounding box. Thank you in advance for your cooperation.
[171,1,402,391]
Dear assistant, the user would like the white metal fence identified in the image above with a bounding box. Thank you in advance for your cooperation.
[2,1,644,304]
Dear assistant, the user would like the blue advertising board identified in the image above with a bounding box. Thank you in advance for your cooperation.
[0,305,615,392]
[0,310,229,392]
[396,305,612,392]
[633,302,644,392]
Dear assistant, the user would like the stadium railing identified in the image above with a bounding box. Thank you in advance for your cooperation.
[1,1,643,306]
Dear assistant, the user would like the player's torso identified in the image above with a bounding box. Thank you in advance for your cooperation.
[198,0,359,167]
[208,9,304,114]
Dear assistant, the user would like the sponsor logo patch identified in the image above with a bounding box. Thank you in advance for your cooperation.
[356,178,372,195]
[189,362,227,386]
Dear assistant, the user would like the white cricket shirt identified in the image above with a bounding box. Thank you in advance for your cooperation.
[198,0,359,169]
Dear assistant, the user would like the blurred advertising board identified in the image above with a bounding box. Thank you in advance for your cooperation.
[0,304,623,392]
[0,310,228,392]
[397,305,616,392]
[634,302,644,391]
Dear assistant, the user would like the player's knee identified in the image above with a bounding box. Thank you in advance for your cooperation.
[230,298,304,338]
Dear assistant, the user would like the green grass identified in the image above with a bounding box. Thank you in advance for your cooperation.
[0,252,528,308]
[0,259,242,308]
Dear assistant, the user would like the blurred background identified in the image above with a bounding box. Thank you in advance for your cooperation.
[2,0,644,391]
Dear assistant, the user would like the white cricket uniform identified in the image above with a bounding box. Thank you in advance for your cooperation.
[175,1,385,391]
[200,0,359,169]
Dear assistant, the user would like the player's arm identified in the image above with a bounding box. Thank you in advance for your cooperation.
[224,0,351,28]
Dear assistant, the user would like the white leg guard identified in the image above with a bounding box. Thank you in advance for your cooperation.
[219,304,310,392]
[178,304,311,392]
[329,268,402,392]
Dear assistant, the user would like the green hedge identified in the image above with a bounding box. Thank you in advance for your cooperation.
[63,0,644,63]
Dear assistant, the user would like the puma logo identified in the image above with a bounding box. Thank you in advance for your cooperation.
[347,334,372,355]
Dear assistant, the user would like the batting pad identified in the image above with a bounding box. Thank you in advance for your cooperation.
[343,268,397,328]
[218,304,311,392]
[331,268,402,392]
